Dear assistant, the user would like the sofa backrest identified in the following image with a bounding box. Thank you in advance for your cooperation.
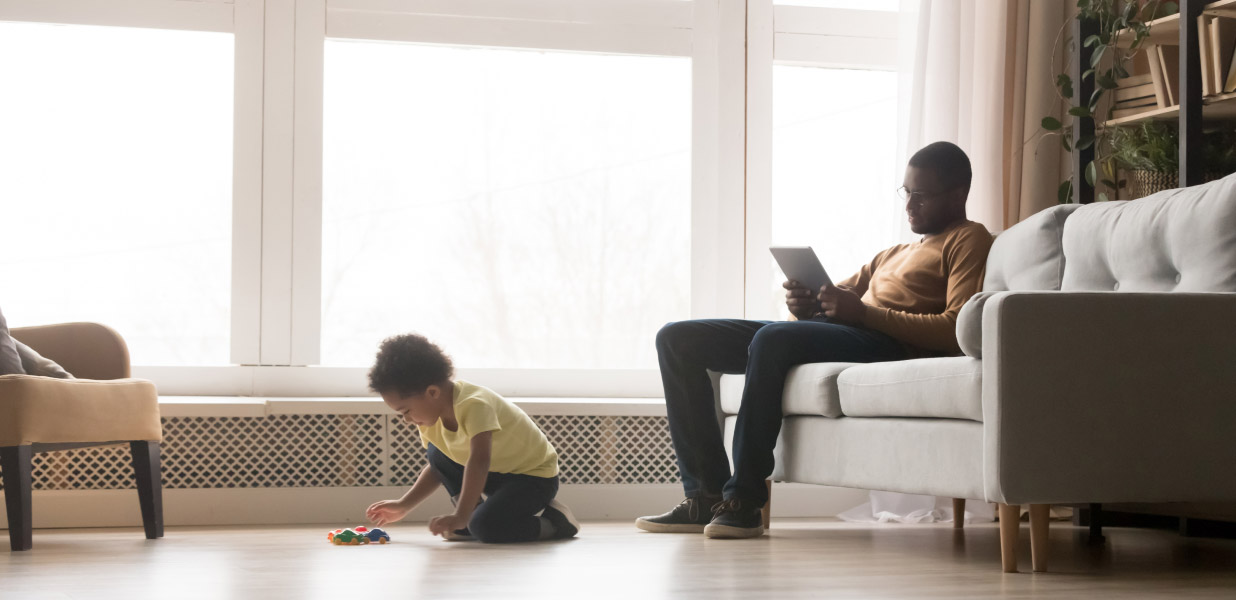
[982,203,1081,292]
[1061,173,1236,292]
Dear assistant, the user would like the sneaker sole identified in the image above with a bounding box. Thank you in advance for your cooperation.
[442,530,474,542]
[703,523,764,539]
[546,499,581,537]
[634,518,707,534]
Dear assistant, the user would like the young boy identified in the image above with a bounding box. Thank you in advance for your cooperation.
[364,333,579,543]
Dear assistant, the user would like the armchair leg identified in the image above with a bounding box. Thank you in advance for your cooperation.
[130,441,164,540]
[998,503,1020,573]
[1,445,34,551]
[953,498,966,529]
[761,479,772,530]
[1029,504,1050,573]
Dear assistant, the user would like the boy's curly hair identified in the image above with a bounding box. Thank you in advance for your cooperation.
[368,333,455,397]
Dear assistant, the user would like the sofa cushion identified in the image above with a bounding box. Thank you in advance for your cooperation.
[838,357,983,422]
[718,362,856,417]
[983,203,1081,293]
[1062,172,1236,293]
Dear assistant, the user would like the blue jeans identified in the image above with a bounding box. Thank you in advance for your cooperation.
[426,444,559,543]
[655,318,909,505]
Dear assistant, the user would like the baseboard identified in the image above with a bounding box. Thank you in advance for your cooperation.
[1,483,868,528]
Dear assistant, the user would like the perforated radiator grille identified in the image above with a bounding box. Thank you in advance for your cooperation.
[4,414,678,491]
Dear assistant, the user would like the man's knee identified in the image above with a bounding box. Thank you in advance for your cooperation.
[748,321,802,356]
[656,320,698,356]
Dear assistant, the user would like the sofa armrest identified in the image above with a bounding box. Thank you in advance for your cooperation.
[0,375,161,446]
[980,291,1236,505]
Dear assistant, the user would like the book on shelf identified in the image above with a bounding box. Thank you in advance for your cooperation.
[1146,45,1170,108]
[1158,45,1180,106]
[1210,16,1236,95]
[1228,37,1236,93]
[1111,105,1157,120]
[1114,81,1156,103]
[1201,14,1214,96]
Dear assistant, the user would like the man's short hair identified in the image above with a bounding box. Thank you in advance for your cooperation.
[908,141,972,193]
[368,333,455,396]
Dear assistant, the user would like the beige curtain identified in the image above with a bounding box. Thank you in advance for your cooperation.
[899,0,1068,234]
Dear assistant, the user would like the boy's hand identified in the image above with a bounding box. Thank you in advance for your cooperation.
[366,499,411,527]
[428,513,470,537]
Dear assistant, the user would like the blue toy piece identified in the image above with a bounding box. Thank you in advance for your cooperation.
[365,528,391,544]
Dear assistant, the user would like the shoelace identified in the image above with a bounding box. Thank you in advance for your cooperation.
[711,498,745,516]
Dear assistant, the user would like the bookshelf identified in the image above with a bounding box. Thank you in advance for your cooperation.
[1072,0,1236,202]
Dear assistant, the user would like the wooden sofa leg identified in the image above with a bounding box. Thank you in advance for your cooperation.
[953,498,966,529]
[762,480,772,530]
[1029,504,1050,573]
[1,445,34,551]
[998,503,1020,573]
[130,441,164,540]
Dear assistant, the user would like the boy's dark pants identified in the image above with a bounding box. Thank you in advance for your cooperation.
[656,318,908,505]
[426,444,559,543]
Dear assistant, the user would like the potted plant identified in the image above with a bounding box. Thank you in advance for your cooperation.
[1108,122,1236,198]
[1040,0,1178,203]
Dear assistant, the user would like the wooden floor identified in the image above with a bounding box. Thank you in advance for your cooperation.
[4,519,1236,599]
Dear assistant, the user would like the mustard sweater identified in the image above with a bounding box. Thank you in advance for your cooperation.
[837,220,993,354]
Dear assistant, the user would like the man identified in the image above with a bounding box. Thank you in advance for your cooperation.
[637,141,993,539]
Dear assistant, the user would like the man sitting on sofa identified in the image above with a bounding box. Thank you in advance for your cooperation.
[637,141,994,539]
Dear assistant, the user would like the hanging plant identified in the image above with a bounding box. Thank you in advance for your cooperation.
[1041,0,1178,203]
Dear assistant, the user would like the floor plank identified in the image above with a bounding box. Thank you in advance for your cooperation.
[4,519,1236,599]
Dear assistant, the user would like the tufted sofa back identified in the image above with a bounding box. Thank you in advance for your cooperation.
[1061,173,1236,292]
[982,203,1082,292]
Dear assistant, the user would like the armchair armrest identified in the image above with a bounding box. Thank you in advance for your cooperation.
[0,375,161,446]
[980,291,1236,505]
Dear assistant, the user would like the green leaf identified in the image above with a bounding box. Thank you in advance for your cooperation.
[1160,2,1179,18]
[1101,178,1118,189]
[1077,133,1096,150]
[1097,72,1119,89]
[1058,180,1073,204]
[1063,136,1072,152]
[1099,192,1110,202]
[1085,161,1097,187]
[1090,45,1106,68]
[1068,105,1092,118]
[1114,63,1129,79]
[1084,34,1101,48]
[1089,88,1104,111]
[1083,68,1096,80]
[1041,116,1063,131]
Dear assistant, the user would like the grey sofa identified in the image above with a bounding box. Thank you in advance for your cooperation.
[719,172,1236,573]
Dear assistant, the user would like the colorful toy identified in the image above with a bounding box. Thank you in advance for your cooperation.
[327,526,390,545]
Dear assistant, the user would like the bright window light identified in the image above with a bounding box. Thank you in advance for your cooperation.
[0,21,234,366]
[321,41,691,369]
[769,66,899,318]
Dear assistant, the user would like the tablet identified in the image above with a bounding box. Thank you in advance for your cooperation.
[770,246,833,292]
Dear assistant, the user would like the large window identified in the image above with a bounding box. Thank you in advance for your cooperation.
[321,41,691,369]
[0,21,234,366]
[768,66,898,318]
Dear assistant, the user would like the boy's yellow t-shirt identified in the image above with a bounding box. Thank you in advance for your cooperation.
[417,380,559,478]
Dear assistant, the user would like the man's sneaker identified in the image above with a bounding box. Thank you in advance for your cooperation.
[703,499,765,539]
[542,499,581,539]
[635,496,719,533]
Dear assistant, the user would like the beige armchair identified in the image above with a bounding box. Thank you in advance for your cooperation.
[1,323,163,551]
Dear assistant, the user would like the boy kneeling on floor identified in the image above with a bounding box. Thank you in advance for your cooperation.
[365,334,579,542]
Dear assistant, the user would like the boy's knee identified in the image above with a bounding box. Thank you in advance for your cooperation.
[467,509,506,544]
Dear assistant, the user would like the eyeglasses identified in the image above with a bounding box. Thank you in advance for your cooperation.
[895,186,959,202]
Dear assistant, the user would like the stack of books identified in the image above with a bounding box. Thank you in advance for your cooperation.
[1111,73,1159,120]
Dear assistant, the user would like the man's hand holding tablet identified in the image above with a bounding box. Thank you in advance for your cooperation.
[771,246,867,323]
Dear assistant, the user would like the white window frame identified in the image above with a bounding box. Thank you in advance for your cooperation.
[1,0,897,397]
[743,1,898,320]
